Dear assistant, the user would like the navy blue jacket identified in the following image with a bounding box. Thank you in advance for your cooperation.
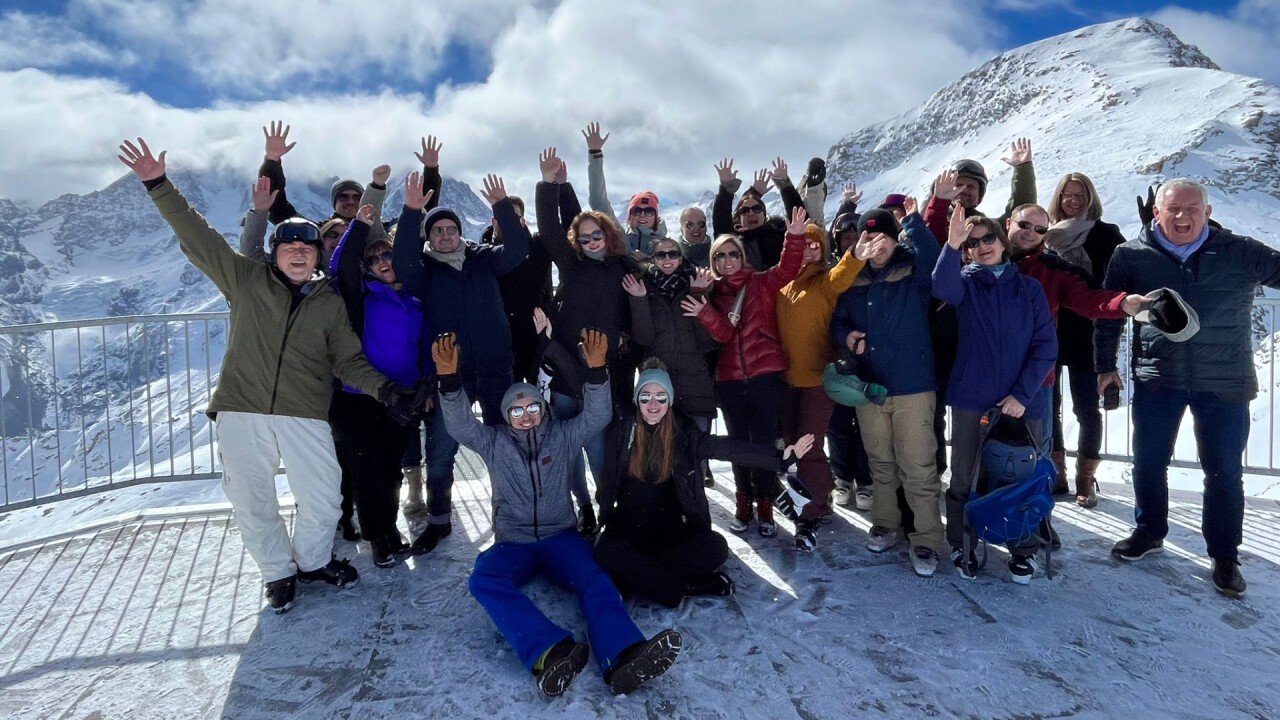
[829,213,940,397]
[932,245,1058,418]
[392,200,529,377]
[1095,225,1280,400]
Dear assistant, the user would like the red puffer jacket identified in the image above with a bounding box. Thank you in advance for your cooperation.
[697,233,805,382]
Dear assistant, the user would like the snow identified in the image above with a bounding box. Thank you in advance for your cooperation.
[1,456,1279,720]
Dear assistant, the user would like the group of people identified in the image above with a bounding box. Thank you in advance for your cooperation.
[115,117,1280,697]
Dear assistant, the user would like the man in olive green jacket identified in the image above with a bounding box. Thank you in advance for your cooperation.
[117,138,411,613]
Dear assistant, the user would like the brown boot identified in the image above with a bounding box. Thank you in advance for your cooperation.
[1075,457,1100,508]
[730,493,752,534]
[756,498,777,538]
[1050,450,1070,494]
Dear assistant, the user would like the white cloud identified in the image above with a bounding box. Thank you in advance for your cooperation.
[1152,0,1280,84]
[0,0,1002,207]
[0,10,134,70]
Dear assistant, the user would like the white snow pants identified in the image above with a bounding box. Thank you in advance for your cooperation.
[215,411,342,583]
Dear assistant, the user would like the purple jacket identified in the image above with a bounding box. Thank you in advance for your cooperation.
[331,221,434,392]
[931,245,1057,419]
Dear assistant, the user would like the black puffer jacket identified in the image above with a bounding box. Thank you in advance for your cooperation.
[1053,221,1125,366]
[629,286,717,418]
[598,416,783,530]
[1095,226,1280,399]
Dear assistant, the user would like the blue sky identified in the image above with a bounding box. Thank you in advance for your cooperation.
[0,0,1275,205]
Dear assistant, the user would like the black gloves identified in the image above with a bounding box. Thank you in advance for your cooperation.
[1136,185,1156,228]
[379,383,419,426]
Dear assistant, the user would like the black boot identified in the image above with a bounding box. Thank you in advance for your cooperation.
[534,638,590,697]
[410,522,453,555]
[604,629,683,695]
[264,575,296,613]
[297,556,359,588]
[684,571,734,597]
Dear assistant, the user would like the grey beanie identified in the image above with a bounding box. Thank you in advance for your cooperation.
[330,179,364,208]
[500,383,544,421]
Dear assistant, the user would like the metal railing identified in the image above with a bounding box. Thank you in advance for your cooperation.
[1,312,229,511]
[2,300,1278,512]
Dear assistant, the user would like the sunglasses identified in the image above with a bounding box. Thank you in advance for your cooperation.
[430,225,461,237]
[630,207,657,217]
[713,250,743,262]
[578,230,606,244]
[637,392,669,405]
[324,230,343,241]
[508,403,543,419]
[683,220,707,229]
[963,233,1000,249]
[1015,220,1049,235]
[738,204,765,215]
[335,191,361,201]
[652,250,682,260]
[365,251,394,265]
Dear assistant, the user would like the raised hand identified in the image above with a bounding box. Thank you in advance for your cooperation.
[1001,137,1032,167]
[356,203,375,226]
[481,174,507,205]
[251,176,277,212]
[579,328,609,369]
[432,333,459,375]
[415,135,442,168]
[853,231,875,261]
[902,196,919,217]
[715,158,737,188]
[680,294,708,317]
[621,274,647,298]
[1136,185,1156,227]
[784,433,815,461]
[539,147,560,183]
[691,267,714,291]
[946,204,970,250]
[841,181,862,204]
[116,138,166,181]
[554,158,568,184]
[582,122,610,152]
[751,169,772,196]
[371,164,391,186]
[770,156,790,183]
[934,169,960,201]
[404,171,435,211]
[533,307,552,337]
[786,205,809,236]
[262,121,295,161]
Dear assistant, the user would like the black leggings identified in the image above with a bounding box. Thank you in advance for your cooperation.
[716,372,785,500]
[330,392,414,544]
[1052,360,1103,459]
[594,527,728,608]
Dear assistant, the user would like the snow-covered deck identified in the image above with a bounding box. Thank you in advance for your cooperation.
[2,453,1279,720]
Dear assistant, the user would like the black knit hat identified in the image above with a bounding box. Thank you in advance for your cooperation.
[856,208,900,239]
[421,206,464,245]
[330,179,364,209]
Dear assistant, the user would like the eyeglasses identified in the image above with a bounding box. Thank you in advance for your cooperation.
[335,192,361,201]
[365,251,394,265]
[713,250,743,262]
[578,230,606,244]
[963,233,1000,249]
[637,392,669,405]
[430,225,461,237]
[738,204,765,215]
[1015,220,1049,235]
[508,403,543,419]
[683,220,707,229]
[1060,192,1087,203]
[652,250,682,260]
[630,207,657,217]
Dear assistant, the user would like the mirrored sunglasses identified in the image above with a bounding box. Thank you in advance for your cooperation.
[637,392,669,405]
[713,250,743,261]
[508,403,543,419]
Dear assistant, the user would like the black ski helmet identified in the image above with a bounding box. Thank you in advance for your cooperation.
[951,159,988,203]
[269,218,323,265]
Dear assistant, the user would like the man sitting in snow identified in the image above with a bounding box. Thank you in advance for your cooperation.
[431,332,681,697]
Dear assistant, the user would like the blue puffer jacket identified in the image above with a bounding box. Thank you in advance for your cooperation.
[329,220,433,392]
[830,213,940,397]
[391,200,529,378]
[932,245,1058,418]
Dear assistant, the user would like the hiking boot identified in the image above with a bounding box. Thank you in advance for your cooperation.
[410,521,453,555]
[1211,559,1246,598]
[950,546,978,580]
[337,515,361,542]
[1075,457,1100,509]
[577,504,598,539]
[910,547,939,578]
[1009,554,1037,585]
[795,519,819,553]
[756,499,777,538]
[264,575,296,613]
[1050,450,1070,494]
[703,466,715,489]
[730,493,752,534]
[370,540,396,569]
[685,571,735,597]
[402,466,427,514]
[535,638,590,697]
[1111,529,1164,562]
[854,485,873,511]
[385,530,411,555]
[832,480,852,507]
[604,629,682,695]
[866,526,902,554]
[297,556,359,588]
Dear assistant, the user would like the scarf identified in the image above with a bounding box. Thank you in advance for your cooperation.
[644,263,694,299]
[1044,217,1096,274]
[584,247,607,262]
[967,260,1010,278]
[1152,223,1210,263]
[424,245,466,271]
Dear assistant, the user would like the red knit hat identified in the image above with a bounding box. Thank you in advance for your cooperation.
[627,191,660,215]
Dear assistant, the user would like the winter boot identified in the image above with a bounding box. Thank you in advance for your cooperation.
[684,571,735,597]
[756,498,777,538]
[410,521,453,555]
[1050,450,1070,494]
[730,493,752,533]
[535,638,590,697]
[403,466,426,514]
[1075,457,1100,508]
[604,629,683,695]
[297,556,359,588]
[795,519,819,552]
[264,575,296,613]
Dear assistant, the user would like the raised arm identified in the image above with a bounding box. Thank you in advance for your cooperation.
[330,206,374,334]
[414,135,443,214]
[560,330,614,448]
[762,207,809,292]
[239,176,273,263]
[712,158,739,239]
[432,335,497,454]
[771,157,804,217]
[391,171,434,299]
[360,164,391,244]
[536,147,576,272]
[258,120,302,225]
[583,122,619,224]
[931,205,969,306]
[623,276,655,346]
[480,175,530,276]
[999,138,1036,223]
[924,169,959,247]
[901,198,941,288]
